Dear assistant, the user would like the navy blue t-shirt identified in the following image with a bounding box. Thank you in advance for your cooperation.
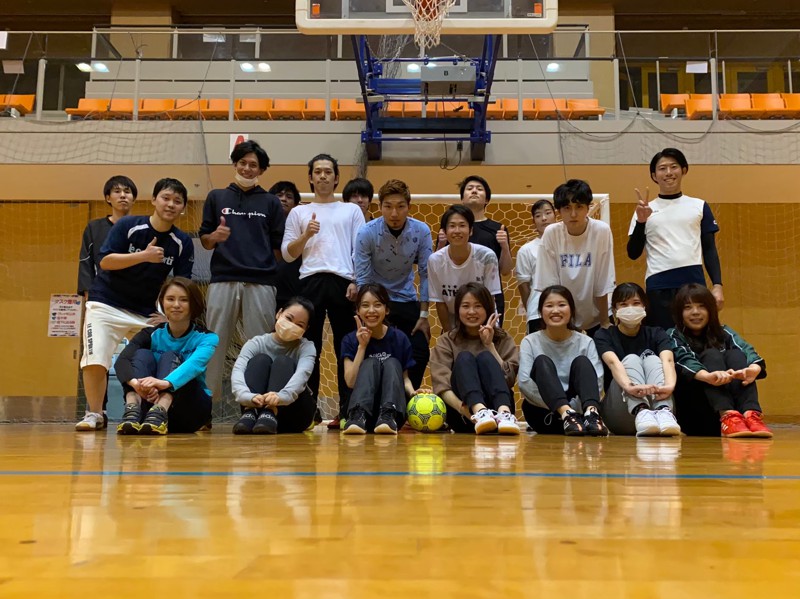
[89,215,194,316]
[340,326,415,374]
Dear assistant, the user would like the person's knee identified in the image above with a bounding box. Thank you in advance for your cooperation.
[272,354,296,371]
[572,354,594,371]
[533,354,556,369]
[382,356,403,374]
[454,352,477,368]
[724,348,748,369]
[700,347,725,369]
[475,351,496,368]
[621,353,643,368]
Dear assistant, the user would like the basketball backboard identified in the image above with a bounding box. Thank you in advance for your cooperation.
[295,0,558,35]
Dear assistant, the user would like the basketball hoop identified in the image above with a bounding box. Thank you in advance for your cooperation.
[401,0,458,53]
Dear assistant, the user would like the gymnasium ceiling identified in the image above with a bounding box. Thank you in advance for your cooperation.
[3,0,800,30]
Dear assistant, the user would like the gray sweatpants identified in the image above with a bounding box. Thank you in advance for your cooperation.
[603,354,674,435]
[205,281,277,400]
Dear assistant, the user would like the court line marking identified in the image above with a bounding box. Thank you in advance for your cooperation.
[0,470,799,480]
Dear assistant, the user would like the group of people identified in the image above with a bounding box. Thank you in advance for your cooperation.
[74,142,772,440]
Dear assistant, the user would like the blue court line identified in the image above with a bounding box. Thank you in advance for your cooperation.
[0,470,799,481]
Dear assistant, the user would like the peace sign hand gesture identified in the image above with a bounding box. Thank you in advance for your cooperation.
[354,315,371,348]
[478,312,499,347]
[634,187,652,223]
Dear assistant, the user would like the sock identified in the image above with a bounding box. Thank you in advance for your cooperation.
[584,406,598,417]
[562,409,577,420]
[631,403,647,416]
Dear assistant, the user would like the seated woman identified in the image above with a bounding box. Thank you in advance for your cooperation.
[342,284,419,435]
[429,282,520,435]
[231,297,317,434]
[668,283,772,438]
[115,277,219,435]
[594,282,680,436]
[518,285,606,436]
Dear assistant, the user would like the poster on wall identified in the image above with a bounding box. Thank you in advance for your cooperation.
[48,294,83,337]
[230,133,249,154]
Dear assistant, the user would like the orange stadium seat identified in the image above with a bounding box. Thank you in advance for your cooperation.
[333,98,365,120]
[106,98,135,119]
[171,98,207,119]
[685,96,713,120]
[486,99,505,120]
[780,93,800,118]
[202,98,239,120]
[718,94,756,119]
[303,98,328,119]
[236,98,271,119]
[660,93,690,113]
[751,94,787,118]
[534,97,570,119]
[402,101,423,117]
[500,98,536,119]
[438,101,472,118]
[1,94,35,115]
[65,98,112,119]
[139,98,175,119]
[568,98,605,119]
[269,99,304,119]
[384,101,403,117]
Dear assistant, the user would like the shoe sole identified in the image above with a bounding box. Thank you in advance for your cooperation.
[117,422,141,435]
[232,425,255,435]
[722,430,752,438]
[474,420,498,435]
[497,424,520,435]
[139,424,167,435]
[373,423,397,435]
[75,422,105,432]
[636,426,661,437]
[343,425,367,435]
[659,426,682,436]
[252,426,277,435]
[564,429,584,436]
[748,430,773,438]
[586,429,609,437]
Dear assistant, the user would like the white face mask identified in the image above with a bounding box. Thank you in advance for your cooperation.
[616,306,647,327]
[234,172,258,188]
[274,317,304,342]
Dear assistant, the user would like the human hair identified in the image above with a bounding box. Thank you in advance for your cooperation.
[459,175,492,202]
[538,285,578,331]
[103,175,138,200]
[611,282,649,312]
[452,282,507,343]
[440,203,475,231]
[152,178,187,203]
[378,179,411,204]
[531,198,554,218]
[307,153,339,192]
[231,140,269,170]
[268,181,301,206]
[553,179,592,210]
[650,147,689,176]
[342,178,374,202]
[280,296,315,327]
[671,283,726,348]
[158,276,205,321]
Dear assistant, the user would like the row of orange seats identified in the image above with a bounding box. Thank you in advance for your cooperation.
[661,93,800,120]
[64,97,605,121]
[1,94,35,115]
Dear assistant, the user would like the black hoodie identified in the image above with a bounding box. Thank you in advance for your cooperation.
[198,183,285,284]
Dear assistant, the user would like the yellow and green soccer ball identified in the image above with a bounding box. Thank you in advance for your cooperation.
[407,393,446,432]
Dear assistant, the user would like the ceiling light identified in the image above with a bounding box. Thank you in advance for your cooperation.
[77,63,93,72]
[257,62,271,72]
[240,62,255,72]
[546,62,560,72]
[407,63,420,73]
[92,62,109,73]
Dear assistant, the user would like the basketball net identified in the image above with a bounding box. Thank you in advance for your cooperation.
[401,0,458,53]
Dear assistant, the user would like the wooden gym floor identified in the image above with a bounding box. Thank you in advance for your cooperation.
[0,425,798,598]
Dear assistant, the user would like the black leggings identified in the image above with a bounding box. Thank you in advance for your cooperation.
[127,349,211,433]
[528,354,600,413]
[347,356,407,428]
[388,300,430,390]
[244,354,317,433]
[698,347,762,414]
[446,351,513,433]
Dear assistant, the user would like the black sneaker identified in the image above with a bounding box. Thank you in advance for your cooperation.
[373,407,398,435]
[232,409,258,435]
[343,407,367,435]
[116,403,142,435]
[584,410,609,437]
[252,409,278,434]
[139,405,168,435]
[562,411,585,436]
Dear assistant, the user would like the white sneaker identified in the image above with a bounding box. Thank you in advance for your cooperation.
[495,411,520,435]
[654,409,681,436]
[634,409,661,437]
[471,408,498,435]
[75,412,106,431]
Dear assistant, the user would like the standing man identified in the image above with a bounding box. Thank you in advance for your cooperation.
[355,179,432,389]
[627,148,723,329]
[428,204,501,331]
[282,154,365,423]
[534,179,615,337]
[77,178,194,430]
[269,180,303,310]
[515,199,557,333]
[198,140,285,402]
[342,177,374,222]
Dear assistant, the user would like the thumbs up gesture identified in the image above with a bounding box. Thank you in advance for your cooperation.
[212,215,231,244]
[634,187,653,223]
[304,212,320,238]
[142,237,165,263]
[496,224,509,248]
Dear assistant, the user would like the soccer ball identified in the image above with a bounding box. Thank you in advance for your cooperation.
[406,393,446,432]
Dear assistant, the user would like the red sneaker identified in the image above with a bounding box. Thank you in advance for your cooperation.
[720,411,751,438]
[743,411,773,438]
[327,416,341,430]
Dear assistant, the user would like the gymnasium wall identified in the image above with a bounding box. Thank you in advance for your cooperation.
[1,154,797,419]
